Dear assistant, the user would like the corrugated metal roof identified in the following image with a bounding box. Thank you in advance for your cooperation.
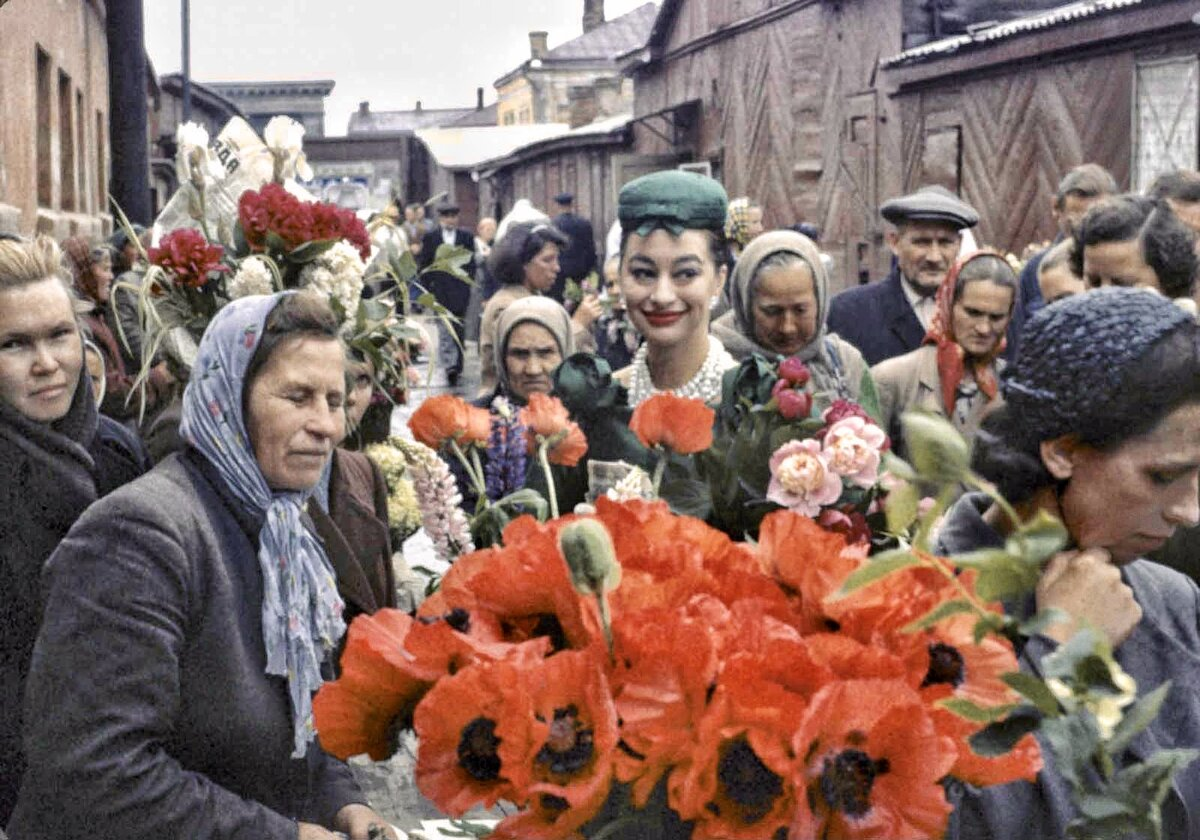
[883,0,1155,67]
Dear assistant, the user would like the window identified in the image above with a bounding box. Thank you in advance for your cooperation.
[1133,56,1199,192]
[59,69,75,211]
[76,90,86,212]
[36,46,51,207]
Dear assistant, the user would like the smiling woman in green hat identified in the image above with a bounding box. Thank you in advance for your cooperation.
[614,169,737,407]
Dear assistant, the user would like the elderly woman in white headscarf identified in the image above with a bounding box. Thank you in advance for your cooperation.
[711,229,873,407]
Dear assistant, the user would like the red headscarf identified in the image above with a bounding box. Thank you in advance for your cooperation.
[923,250,1010,416]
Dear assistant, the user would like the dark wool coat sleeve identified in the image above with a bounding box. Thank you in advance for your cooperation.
[9,453,365,839]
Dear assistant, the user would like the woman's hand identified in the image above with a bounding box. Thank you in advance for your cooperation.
[298,822,340,840]
[572,294,603,330]
[1035,549,1143,648]
[335,803,400,840]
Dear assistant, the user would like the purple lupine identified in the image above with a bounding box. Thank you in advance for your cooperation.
[483,413,508,502]
[502,412,528,494]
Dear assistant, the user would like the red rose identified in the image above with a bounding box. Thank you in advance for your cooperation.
[778,356,811,386]
[147,228,227,289]
[821,398,870,428]
[776,388,812,420]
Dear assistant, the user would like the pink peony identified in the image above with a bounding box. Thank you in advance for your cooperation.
[778,356,811,386]
[821,416,887,488]
[767,439,843,517]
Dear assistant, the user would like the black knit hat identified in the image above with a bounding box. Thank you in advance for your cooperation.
[1004,287,1190,443]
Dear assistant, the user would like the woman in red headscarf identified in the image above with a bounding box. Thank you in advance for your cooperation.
[871,251,1018,458]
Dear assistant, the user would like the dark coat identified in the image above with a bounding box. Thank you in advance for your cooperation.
[0,387,149,826]
[551,211,598,301]
[419,227,476,315]
[826,265,926,367]
[9,449,365,839]
[938,494,1200,840]
[308,448,396,629]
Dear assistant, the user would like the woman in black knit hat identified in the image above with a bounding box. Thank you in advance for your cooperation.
[939,287,1200,838]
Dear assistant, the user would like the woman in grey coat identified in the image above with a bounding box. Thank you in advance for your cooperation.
[937,288,1200,838]
[10,293,395,839]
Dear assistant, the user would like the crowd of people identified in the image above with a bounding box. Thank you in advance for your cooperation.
[5,159,1200,838]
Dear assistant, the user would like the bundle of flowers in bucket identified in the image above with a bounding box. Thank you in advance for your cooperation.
[313,399,1195,840]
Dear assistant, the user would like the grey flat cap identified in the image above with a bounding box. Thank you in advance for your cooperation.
[880,185,979,228]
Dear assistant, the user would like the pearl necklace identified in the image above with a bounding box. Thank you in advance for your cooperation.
[628,335,736,406]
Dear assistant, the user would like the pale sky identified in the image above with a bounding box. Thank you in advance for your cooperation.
[143,0,659,136]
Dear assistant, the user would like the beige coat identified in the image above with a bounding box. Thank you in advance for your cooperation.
[478,285,593,397]
[871,344,996,456]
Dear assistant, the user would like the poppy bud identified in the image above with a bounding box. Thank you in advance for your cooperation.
[558,519,622,597]
[777,388,812,420]
[779,356,811,386]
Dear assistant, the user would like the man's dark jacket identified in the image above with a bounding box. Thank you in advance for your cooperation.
[418,227,476,315]
[551,211,598,301]
[826,265,926,367]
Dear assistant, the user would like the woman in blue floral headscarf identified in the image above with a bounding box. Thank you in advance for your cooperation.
[10,292,396,840]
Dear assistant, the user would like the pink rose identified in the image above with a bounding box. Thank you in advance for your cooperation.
[778,356,811,386]
[821,416,887,488]
[776,388,812,420]
[767,439,843,517]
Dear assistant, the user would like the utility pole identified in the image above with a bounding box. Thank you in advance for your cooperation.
[181,0,192,123]
[106,0,152,224]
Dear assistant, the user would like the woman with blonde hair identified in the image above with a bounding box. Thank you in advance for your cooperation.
[0,235,149,824]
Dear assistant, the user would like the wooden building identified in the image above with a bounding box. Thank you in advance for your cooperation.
[882,0,1200,254]
[621,0,1071,290]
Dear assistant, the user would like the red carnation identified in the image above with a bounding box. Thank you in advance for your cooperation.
[147,228,227,289]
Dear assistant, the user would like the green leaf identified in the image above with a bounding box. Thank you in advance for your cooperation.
[968,705,1043,756]
[1108,681,1171,756]
[1019,608,1070,639]
[1074,794,1133,821]
[973,611,1010,644]
[1001,672,1062,716]
[660,477,713,520]
[951,548,1042,602]
[885,480,921,535]
[857,367,884,426]
[901,411,971,484]
[1041,711,1102,791]
[1041,626,1108,683]
[939,696,1017,723]
[1005,510,1068,566]
[902,598,975,632]
[833,549,921,597]
[285,238,338,263]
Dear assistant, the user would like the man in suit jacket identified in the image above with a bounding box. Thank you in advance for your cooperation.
[550,192,598,302]
[827,187,979,366]
[419,202,476,386]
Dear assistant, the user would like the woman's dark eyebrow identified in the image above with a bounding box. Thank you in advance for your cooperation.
[671,255,703,268]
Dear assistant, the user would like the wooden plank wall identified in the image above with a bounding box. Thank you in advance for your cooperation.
[631,0,905,291]
[898,52,1134,254]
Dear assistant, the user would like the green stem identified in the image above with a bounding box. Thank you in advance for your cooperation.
[589,815,642,840]
[651,451,667,498]
[449,440,488,507]
[538,441,559,520]
[595,592,614,663]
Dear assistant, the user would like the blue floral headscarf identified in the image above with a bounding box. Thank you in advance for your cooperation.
[179,292,345,757]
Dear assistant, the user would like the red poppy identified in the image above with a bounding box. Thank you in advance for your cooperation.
[894,614,1042,787]
[414,657,539,815]
[629,393,715,454]
[790,679,956,840]
[312,610,433,761]
[409,394,487,450]
[827,556,970,646]
[147,228,227,289]
[757,509,868,633]
[490,650,619,840]
[434,516,607,660]
[611,604,723,806]
[671,659,808,840]
[521,394,588,466]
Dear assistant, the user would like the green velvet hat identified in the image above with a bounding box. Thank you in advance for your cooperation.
[618,170,729,237]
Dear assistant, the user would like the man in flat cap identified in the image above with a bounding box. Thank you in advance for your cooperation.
[827,186,978,366]
[419,202,477,387]
[550,192,598,303]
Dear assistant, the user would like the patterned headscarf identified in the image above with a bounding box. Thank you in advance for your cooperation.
[924,250,1012,416]
[179,292,345,757]
[725,197,759,249]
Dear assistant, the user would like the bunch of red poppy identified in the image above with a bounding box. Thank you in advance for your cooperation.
[314,500,1041,840]
[147,227,229,290]
[237,182,371,260]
